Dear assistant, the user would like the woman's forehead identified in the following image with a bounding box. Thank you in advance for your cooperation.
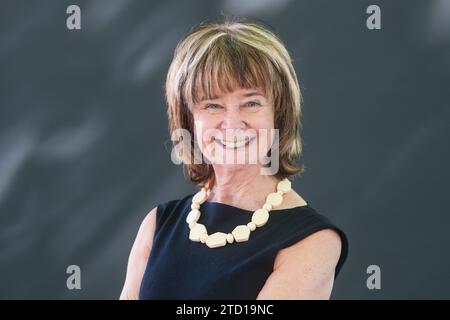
[205,88,265,100]
[197,87,267,102]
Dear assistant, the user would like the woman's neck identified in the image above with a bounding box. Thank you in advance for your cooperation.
[207,165,280,211]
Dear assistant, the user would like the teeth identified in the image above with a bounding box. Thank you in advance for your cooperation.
[217,137,253,149]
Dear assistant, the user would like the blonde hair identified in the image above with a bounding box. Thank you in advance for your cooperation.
[165,17,304,188]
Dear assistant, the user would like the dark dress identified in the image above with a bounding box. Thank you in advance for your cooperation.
[139,193,349,299]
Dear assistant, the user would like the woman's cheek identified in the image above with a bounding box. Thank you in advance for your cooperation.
[202,130,216,161]
[194,125,217,162]
[257,126,276,163]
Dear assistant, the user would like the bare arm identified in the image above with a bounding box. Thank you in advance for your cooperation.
[119,207,157,300]
[256,228,342,300]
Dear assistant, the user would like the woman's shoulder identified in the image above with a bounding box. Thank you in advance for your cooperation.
[153,192,195,224]
[276,203,349,278]
[156,192,194,213]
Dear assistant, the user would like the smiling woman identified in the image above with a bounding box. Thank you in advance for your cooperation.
[120,17,348,300]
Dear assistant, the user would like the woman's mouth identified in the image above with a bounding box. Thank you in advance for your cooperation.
[215,136,256,149]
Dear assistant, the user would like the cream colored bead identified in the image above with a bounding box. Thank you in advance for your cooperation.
[277,179,292,194]
[232,225,251,242]
[263,203,272,211]
[206,232,227,248]
[247,222,256,231]
[266,192,283,207]
[189,223,207,242]
[200,233,208,243]
[188,221,196,229]
[192,189,207,204]
[226,233,234,244]
[277,190,283,195]
[252,208,269,227]
[186,209,200,224]
[191,203,200,210]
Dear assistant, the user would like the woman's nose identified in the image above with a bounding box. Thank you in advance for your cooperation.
[220,108,247,130]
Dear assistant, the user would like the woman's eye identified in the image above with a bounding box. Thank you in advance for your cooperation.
[205,104,222,110]
[245,101,261,108]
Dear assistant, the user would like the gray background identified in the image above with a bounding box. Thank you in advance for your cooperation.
[1,0,449,299]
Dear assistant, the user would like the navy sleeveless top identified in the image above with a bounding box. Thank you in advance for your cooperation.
[139,193,348,299]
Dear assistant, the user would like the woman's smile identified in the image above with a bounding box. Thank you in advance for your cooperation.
[214,136,256,149]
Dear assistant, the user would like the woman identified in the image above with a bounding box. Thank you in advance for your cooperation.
[120,18,348,300]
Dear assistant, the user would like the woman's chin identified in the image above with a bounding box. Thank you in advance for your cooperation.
[211,162,258,171]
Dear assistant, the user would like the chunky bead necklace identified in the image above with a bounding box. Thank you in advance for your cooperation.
[186,178,292,248]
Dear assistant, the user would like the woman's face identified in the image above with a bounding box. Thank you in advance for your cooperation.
[191,87,275,169]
